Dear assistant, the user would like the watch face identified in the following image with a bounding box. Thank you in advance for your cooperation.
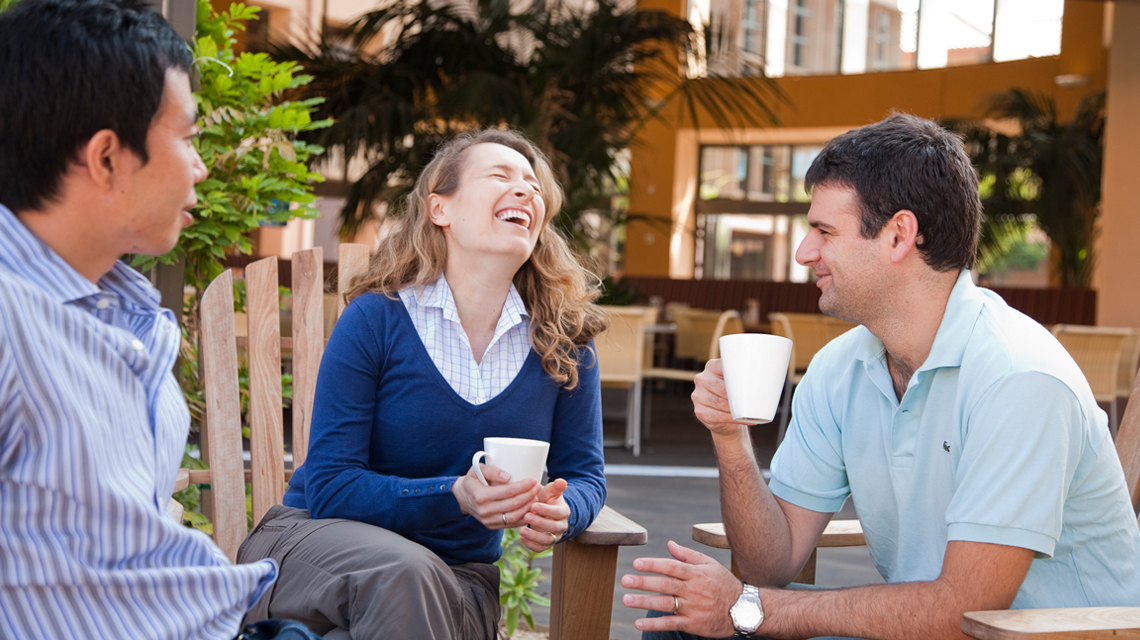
[734,601,763,629]
[730,592,764,633]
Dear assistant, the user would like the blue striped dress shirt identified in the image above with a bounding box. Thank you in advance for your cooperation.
[398,276,531,405]
[0,204,276,639]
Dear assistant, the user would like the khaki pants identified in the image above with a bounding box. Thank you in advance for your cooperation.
[237,505,500,640]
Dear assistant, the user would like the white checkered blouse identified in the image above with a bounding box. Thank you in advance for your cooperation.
[399,276,531,404]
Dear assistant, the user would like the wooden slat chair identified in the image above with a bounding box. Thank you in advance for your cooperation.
[597,305,652,456]
[1051,324,1137,435]
[192,246,645,640]
[693,369,1140,638]
[769,313,858,444]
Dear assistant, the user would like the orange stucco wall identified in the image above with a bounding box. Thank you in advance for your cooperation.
[1095,2,1140,328]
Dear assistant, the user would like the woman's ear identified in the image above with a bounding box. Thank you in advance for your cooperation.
[427,193,450,228]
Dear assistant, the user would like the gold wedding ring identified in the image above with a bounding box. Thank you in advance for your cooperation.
[672,595,680,615]
[549,531,558,544]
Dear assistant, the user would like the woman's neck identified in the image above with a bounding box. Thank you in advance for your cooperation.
[443,259,517,364]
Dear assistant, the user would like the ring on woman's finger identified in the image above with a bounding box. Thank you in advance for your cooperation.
[501,513,508,526]
[672,595,680,615]
[548,531,558,544]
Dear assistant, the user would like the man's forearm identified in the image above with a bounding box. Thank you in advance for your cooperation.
[758,581,966,640]
[712,427,801,586]
[756,538,1034,640]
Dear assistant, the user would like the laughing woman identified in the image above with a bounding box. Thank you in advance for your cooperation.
[236,129,608,640]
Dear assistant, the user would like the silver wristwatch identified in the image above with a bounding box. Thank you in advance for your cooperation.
[729,583,764,636]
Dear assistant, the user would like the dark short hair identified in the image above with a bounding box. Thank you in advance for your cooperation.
[804,113,982,272]
[0,0,193,212]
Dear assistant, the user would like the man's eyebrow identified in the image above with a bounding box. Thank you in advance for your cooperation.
[809,220,837,231]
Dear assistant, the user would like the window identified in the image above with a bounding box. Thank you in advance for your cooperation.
[696,144,822,281]
[685,0,1062,78]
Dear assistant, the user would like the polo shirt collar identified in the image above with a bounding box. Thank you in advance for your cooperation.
[0,204,161,310]
[851,269,982,373]
[917,270,984,373]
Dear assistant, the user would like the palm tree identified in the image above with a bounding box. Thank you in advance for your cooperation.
[268,0,784,247]
[945,89,1105,287]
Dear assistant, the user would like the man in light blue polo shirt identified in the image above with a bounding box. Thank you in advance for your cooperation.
[621,114,1140,639]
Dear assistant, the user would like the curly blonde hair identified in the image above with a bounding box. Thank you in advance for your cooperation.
[345,129,608,389]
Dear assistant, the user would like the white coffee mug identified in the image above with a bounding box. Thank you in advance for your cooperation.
[718,333,793,424]
[471,437,550,486]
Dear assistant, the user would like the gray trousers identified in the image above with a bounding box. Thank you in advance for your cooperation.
[237,505,501,640]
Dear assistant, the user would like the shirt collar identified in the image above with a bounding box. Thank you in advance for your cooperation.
[851,269,982,371]
[0,203,161,310]
[413,276,529,323]
[917,269,984,372]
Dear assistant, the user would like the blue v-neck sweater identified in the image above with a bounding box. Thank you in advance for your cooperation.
[284,292,607,565]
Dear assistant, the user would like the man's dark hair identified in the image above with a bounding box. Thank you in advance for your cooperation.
[804,113,982,272]
[0,0,193,212]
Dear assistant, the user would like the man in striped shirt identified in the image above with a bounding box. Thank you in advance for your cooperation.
[0,0,317,637]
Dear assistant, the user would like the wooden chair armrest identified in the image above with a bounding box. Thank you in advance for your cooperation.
[961,607,1140,639]
[693,519,865,550]
[549,505,646,640]
[642,367,697,383]
[573,504,648,546]
[174,468,190,493]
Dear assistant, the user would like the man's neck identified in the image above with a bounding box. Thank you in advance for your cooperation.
[15,205,116,284]
[867,270,959,401]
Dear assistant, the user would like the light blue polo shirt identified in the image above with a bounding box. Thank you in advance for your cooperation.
[770,270,1140,608]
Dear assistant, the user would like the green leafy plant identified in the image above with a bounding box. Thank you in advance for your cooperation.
[169,0,328,530]
[496,528,554,638]
[132,0,331,294]
[267,0,783,250]
[944,89,1105,287]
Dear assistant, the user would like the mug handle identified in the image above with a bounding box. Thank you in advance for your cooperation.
[471,451,494,486]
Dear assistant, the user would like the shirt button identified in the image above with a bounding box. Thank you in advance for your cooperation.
[476,397,485,404]
[131,339,144,351]
[96,298,111,310]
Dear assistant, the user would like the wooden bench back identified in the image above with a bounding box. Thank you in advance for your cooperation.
[198,244,370,562]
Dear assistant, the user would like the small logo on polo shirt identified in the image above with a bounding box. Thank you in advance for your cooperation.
[942,441,950,453]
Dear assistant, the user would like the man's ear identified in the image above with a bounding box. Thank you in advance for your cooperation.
[427,193,450,228]
[79,129,128,190]
[886,209,920,264]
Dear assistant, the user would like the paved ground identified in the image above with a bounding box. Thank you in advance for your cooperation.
[521,387,883,640]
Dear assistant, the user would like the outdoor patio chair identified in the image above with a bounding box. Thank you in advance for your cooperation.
[597,305,652,456]
[641,310,744,437]
[190,246,647,640]
[1051,324,1138,436]
[693,368,1140,638]
[769,313,858,444]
